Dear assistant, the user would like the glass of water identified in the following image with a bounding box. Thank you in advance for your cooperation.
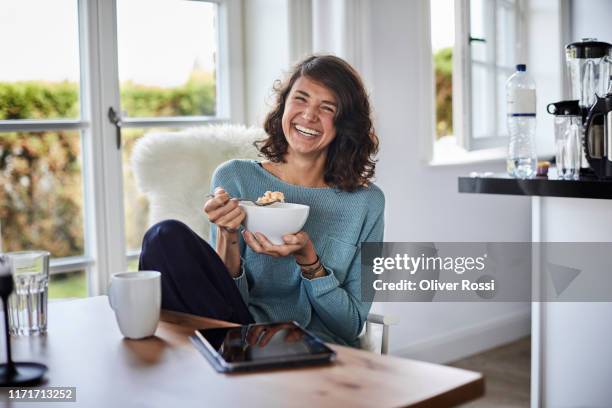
[5,251,50,336]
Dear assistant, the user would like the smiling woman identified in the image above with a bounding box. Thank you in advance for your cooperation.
[281,77,338,160]
[139,55,385,347]
[259,55,378,192]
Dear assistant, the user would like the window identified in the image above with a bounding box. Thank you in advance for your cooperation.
[116,0,222,258]
[431,0,455,141]
[117,0,219,119]
[0,0,88,298]
[430,0,524,156]
[0,0,242,297]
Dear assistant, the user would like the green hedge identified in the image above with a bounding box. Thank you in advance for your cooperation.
[434,47,453,138]
[0,78,215,120]
[0,78,215,257]
[121,79,215,117]
[0,82,78,120]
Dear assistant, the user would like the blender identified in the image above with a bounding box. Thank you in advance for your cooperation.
[565,38,612,177]
[566,38,612,109]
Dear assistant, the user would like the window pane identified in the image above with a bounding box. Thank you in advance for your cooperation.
[49,270,87,299]
[496,2,517,68]
[127,258,139,272]
[470,0,518,142]
[0,0,80,120]
[470,0,486,39]
[470,0,494,64]
[430,0,454,139]
[497,70,511,137]
[471,64,494,139]
[117,0,218,118]
[471,41,487,63]
[0,131,84,257]
[470,0,486,63]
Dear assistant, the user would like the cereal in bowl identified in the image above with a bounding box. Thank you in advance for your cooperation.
[256,191,285,204]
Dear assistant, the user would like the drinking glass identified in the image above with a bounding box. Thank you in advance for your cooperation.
[554,116,582,180]
[0,253,48,385]
[564,123,582,180]
[5,251,50,336]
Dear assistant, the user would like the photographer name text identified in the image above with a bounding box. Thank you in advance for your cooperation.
[372,279,495,292]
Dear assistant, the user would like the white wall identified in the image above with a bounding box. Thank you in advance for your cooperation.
[570,0,612,42]
[363,0,531,363]
[242,0,291,127]
[311,0,345,57]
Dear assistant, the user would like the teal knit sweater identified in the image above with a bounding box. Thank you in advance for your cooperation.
[210,160,385,346]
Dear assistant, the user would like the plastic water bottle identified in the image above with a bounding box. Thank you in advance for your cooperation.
[506,64,537,178]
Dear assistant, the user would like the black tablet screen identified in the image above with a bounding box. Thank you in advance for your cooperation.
[196,322,333,364]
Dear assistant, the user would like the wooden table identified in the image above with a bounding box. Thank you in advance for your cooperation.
[0,297,483,407]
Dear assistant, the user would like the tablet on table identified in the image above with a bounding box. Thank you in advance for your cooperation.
[191,321,336,373]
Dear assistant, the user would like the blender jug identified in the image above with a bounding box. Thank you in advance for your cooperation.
[547,100,582,179]
[566,39,612,108]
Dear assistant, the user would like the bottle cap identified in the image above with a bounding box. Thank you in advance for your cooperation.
[516,64,526,72]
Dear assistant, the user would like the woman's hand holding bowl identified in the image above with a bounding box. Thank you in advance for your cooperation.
[242,230,318,264]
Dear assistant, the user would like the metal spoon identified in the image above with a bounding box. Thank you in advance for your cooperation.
[204,193,281,207]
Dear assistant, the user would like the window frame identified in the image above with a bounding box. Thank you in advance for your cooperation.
[0,0,94,280]
[0,0,243,296]
[453,0,525,152]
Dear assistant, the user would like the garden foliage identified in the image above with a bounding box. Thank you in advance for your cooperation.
[434,47,453,138]
[0,77,215,257]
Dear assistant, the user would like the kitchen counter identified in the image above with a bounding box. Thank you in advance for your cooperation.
[458,173,612,200]
[458,170,612,407]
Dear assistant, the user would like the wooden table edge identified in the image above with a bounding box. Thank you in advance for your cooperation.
[408,374,485,408]
[160,308,241,329]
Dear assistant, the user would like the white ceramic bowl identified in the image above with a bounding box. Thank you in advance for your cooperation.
[240,202,310,245]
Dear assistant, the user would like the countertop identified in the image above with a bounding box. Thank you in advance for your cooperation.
[458,172,612,200]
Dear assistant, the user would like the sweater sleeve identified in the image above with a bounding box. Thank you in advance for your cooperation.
[209,226,250,305]
[209,161,250,305]
[301,200,385,344]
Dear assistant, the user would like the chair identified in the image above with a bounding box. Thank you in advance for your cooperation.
[131,124,397,354]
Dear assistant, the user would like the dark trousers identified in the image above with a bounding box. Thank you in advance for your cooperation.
[139,220,254,325]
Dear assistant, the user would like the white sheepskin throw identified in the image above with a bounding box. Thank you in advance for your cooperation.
[131,124,265,241]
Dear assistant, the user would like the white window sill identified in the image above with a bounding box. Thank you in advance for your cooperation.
[428,135,506,167]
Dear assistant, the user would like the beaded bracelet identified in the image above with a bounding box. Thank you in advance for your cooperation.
[296,254,320,267]
[300,261,322,275]
[302,263,326,279]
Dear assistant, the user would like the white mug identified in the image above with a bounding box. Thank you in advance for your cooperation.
[108,271,161,339]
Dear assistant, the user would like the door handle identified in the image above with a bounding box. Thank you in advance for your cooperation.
[107,107,123,149]
[469,36,486,43]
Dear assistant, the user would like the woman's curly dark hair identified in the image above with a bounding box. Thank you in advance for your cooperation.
[257,55,379,192]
